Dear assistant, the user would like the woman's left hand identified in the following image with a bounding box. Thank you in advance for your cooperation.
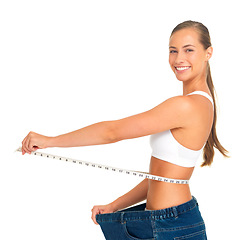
[91,204,115,225]
[21,131,51,155]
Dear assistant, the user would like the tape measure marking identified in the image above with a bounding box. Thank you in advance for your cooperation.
[15,148,189,184]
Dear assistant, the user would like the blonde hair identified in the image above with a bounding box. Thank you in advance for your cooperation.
[171,20,229,166]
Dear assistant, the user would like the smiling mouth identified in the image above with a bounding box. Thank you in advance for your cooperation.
[175,66,191,71]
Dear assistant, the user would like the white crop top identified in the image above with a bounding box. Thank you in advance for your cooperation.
[150,91,213,168]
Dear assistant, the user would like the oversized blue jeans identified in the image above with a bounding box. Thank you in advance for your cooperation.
[96,197,207,240]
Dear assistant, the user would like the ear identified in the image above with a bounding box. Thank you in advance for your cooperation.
[206,46,213,61]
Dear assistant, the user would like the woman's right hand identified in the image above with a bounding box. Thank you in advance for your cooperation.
[21,131,51,155]
[91,203,116,225]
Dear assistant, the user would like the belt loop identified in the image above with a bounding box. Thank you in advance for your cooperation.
[172,207,178,219]
[121,212,125,224]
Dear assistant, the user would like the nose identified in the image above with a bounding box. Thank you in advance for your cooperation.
[175,52,185,65]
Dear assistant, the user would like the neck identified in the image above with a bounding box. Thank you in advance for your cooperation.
[183,75,208,96]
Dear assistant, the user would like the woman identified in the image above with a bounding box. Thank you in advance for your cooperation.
[22,21,228,239]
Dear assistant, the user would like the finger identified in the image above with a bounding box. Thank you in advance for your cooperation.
[21,141,26,155]
[28,141,36,153]
[91,208,100,225]
[21,136,27,154]
[91,212,98,225]
[22,135,30,154]
[27,133,37,153]
[33,146,39,151]
[92,211,99,225]
[25,136,32,154]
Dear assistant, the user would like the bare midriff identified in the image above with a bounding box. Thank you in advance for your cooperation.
[146,156,195,210]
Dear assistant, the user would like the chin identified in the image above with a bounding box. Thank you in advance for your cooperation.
[175,75,191,82]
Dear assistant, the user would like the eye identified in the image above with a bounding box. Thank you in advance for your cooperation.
[186,49,194,52]
[169,50,178,54]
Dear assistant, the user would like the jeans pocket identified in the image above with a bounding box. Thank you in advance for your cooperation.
[123,221,154,240]
[174,229,207,240]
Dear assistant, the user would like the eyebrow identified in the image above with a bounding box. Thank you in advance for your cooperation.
[169,44,196,49]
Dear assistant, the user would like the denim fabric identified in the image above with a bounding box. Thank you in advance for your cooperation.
[96,197,207,240]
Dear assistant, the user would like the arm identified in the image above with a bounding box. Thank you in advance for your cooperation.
[110,178,149,211]
[91,179,148,224]
[22,96,194,154]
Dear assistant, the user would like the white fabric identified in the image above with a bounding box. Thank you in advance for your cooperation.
[150,91,213,168]
[187,91,214,106]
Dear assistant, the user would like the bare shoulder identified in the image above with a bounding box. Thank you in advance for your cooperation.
[157,95,197,114]
[165,93,212,109]
[149,95,199,128]
[185,93,214,113]
[159,94,212,125]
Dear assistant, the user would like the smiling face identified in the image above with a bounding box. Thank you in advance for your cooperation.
[169,28,213,83]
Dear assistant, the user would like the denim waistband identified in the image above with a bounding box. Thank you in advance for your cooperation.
[96,196,198,223]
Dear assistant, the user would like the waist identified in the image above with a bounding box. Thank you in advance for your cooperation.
[146,181,192,210]
[149,157,194,182]
[146,156,193,209]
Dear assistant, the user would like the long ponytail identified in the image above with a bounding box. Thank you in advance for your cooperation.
[202,63,229,166]
[171,20,229,167]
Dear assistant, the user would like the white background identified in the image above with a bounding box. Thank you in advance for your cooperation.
[1,0,251,239]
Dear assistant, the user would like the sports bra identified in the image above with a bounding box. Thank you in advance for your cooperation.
[150,91,214,168]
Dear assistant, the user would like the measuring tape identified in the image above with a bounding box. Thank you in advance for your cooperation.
[15,147,189,184]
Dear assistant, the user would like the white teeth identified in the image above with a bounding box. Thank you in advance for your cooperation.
[176,66,190,71]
